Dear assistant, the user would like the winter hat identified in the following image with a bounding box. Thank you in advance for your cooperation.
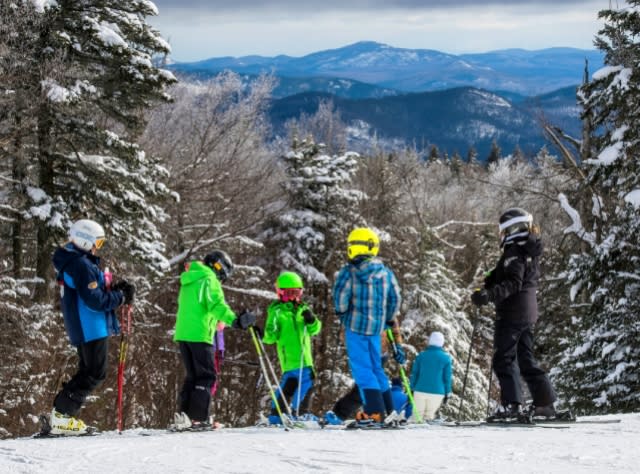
[428,331,445,347]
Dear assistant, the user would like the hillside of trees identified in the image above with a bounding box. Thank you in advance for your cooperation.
[1,1,638,438]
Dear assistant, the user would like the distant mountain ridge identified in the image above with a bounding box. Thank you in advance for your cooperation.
[268,86,582,159]
[170,41,604,97]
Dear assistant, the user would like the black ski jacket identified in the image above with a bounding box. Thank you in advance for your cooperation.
[484,234,542,324]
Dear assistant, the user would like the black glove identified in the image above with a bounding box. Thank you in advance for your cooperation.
[385,318,397,330]
[112,280,135,305]
[442,395,450,406]
[233,310,256,330]
[471,289,490,307]
[302,308,316,325]
[393,345,406,365]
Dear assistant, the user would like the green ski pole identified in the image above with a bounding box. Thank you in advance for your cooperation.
[249,326,293,430]
[386,328,422,423]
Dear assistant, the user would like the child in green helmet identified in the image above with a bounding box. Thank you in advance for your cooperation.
[263,271,322,424]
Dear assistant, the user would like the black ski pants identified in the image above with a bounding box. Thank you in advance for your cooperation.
[333,384,362,420]
[178,341,217,422]
[493,320,556,407]
[54,337,108,416]
[332,383,395,419]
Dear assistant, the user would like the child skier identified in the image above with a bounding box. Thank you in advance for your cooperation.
[263,271,322,424]
[409,331,452,421]
[471,208,558,421]
[390,377,413,420]
[50,219,134,435]
[173,250,256,431]
[333,227,404,428]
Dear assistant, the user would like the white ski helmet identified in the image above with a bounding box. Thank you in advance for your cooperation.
[69,219,106,252]
[498,208,532,245]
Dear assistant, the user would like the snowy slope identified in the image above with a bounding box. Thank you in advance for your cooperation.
[2,414,638,473]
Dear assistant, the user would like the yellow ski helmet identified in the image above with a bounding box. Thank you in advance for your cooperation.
[347,227,379,260]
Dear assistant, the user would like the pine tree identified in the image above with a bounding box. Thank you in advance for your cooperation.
[400,227,488,419]
[556,3,640,413]
[10,1,176,297]
[466,146,479,165]
[264,137,361,283]
[486,139,501,165]
[428,144,440,163]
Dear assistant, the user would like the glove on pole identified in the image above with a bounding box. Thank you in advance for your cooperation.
[385,328,421,423]
[116,304,133,434]
[458,307,480,419]
[249,326,293,430]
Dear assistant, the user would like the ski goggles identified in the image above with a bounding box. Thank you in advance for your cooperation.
[94,237,105,249]
[276,287,303,302]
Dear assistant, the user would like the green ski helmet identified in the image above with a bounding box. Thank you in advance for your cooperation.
[275,271,303,302]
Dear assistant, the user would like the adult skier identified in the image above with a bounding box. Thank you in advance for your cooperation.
[471,208,557,420]
[172,250,256,431]
[262,271,322,424]
[50,219,135,435]
[333,227,404,428]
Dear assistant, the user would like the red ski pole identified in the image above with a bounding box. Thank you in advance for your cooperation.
[117,304,133,434]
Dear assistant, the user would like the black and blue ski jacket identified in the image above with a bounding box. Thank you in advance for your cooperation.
[53,243,123,346]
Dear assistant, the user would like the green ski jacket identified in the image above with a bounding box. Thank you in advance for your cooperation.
[174,261,236,343]
[263,300,321,373]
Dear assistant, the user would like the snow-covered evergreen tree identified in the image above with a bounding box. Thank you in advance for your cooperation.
[6,0,176,295]
[264,137,362,284]
[401,227,488,419]
[556,3,640,412]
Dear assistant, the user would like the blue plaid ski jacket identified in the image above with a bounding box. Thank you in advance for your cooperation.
[333,257,401,336]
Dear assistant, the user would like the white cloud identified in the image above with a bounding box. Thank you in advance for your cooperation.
[149,2,606,61]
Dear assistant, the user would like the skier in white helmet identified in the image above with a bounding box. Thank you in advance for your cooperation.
[49,219,135,435]
[471,208,558,422]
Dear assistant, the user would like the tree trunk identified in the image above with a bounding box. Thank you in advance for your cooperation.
[34,106,55,302]
[11,110,25,278]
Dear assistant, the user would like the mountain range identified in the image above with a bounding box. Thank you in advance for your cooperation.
[168,41,602,158]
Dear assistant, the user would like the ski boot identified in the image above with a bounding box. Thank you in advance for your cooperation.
[169,412,193,431]
[323,410,343,426]
[189,419,213,431]
[267,414,283,425]
[528,404,576,422]
[486,403,532,424]
[47,409,94,436]
[383,410,406,428]
[347,411,383,429]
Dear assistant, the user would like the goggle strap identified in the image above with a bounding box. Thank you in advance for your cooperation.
[348,239,379,250]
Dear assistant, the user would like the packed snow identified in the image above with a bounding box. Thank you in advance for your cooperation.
[1,414,638,473]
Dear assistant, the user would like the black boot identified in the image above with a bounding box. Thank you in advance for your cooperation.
[487,403,529,423]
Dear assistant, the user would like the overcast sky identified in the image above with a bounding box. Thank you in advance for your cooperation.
[149,0,613,62]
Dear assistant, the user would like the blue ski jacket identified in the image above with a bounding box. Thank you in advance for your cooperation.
[53,243,123,346]
[410,345,453,395]
[333,257,401,336]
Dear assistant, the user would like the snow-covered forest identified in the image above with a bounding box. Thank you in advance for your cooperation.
[1,0,639,439]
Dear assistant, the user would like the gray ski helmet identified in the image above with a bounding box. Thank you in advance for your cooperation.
[498,208,532,244]
[204,250,234,282]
